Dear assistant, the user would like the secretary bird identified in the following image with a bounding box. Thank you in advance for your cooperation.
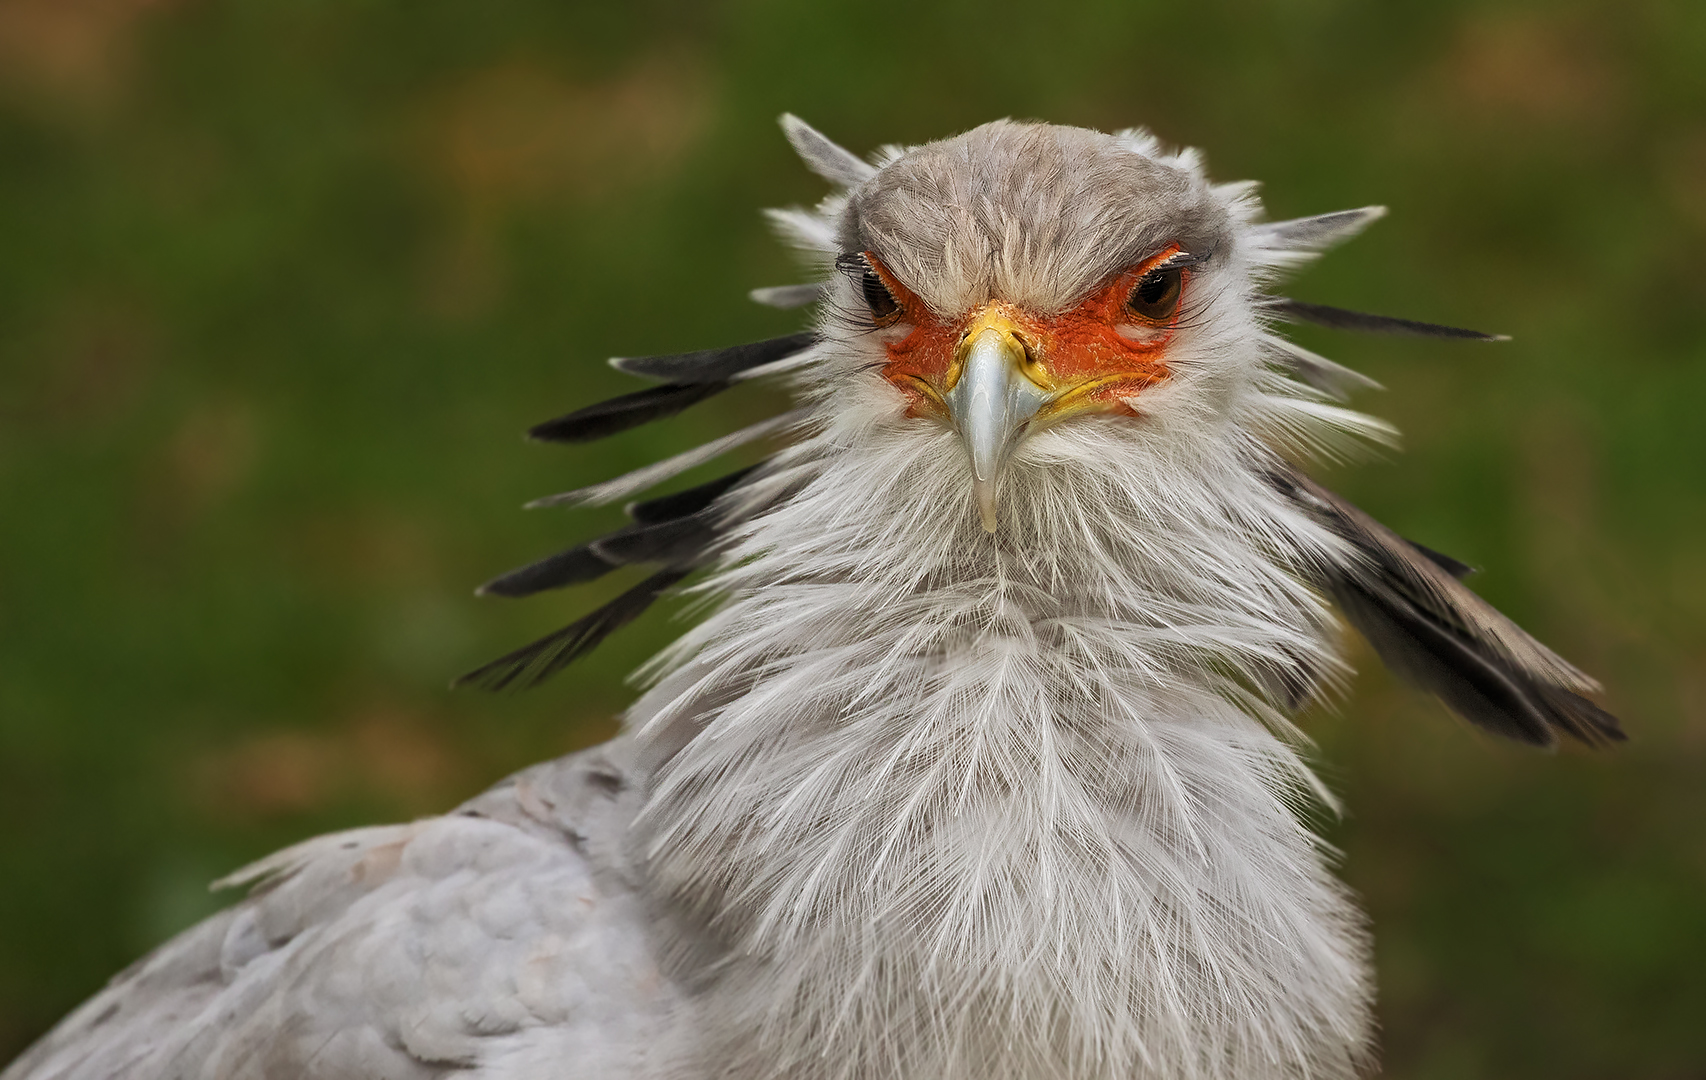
[4,117,1622,1080]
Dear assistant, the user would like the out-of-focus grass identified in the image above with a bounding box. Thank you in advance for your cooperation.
[0,1,1702,1076]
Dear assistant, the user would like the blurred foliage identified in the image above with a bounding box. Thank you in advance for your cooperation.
[0,0,1703,1076]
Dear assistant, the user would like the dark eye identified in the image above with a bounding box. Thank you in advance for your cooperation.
[1126,267,1182,322]
[861,266,899,320]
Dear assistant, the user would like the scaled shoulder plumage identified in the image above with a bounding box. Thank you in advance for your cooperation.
[1,744,697,1080]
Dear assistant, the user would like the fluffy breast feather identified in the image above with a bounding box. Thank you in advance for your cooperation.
[627,383,1379,1080]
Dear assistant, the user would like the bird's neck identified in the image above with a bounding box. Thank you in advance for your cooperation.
[625,422,1370,1080]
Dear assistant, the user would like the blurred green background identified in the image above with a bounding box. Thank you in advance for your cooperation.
[1,0,1702,1076]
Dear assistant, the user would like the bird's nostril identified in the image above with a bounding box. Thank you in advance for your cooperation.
[1011,333,1052,389]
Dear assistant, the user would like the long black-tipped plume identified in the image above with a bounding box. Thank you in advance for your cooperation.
[476,513,722,599]
[529,382,728,444]
[627,466,760,524]
[456,568,693,691]
[464,330,819,685]
[526,334,816,445]
[1268,298,1508,341]
[611,332,816,383]
[460,460,772,687]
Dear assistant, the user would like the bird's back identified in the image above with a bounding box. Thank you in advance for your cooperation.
[1,742,698,1080]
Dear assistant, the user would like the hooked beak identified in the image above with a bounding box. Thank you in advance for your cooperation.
[943,310,1051,532]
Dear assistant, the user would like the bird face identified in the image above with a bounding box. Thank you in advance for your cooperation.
[853,245,1202,529]
[831,121,1239,532]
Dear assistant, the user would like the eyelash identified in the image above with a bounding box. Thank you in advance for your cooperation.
[835,253,901,322]
[1122,247,1214,323]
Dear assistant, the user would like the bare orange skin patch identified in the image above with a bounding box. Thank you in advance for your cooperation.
[871,247,1186,422]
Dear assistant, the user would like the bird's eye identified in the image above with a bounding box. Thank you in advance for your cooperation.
[1126,267,1183,322]
[861,266,900,320]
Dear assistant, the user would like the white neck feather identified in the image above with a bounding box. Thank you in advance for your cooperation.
[625,397,1374,1080]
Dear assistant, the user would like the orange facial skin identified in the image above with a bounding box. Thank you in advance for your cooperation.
[871,246,1185,421]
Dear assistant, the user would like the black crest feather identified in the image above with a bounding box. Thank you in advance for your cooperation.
[1269,298,1507,341]
[455,568,693,691]
[627,465,760,525]
[476,544,618,598]
[473,515,717,600]
[528,382,729,444]
[591,513,719,567]
[465,460,776,685]
[610,332,816,384]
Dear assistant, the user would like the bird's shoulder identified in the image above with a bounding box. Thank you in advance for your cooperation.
[2,739,698,1080]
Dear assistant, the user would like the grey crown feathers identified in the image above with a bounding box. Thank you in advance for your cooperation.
[5,117,1620,1080]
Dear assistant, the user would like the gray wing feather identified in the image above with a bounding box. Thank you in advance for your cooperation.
[2,742,697,1080]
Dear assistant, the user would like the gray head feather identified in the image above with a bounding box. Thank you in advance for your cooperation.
[1255,206,1388,251]
[748,282,825,309]
[841,120,1231,315]
[779,114,877,188]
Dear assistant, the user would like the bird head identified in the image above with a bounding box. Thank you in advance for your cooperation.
[800,120,1277,533]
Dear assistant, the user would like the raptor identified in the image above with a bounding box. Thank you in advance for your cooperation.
[5,117,1621,1080]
